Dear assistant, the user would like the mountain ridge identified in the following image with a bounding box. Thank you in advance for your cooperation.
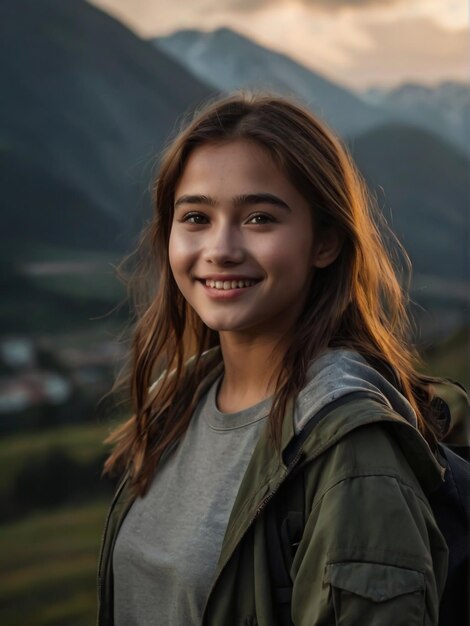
[154,27,388,137]
[155,27,468,155]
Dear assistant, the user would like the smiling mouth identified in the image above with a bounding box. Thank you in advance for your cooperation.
[202,279,259,290]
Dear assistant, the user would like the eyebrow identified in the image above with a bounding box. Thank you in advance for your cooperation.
[174,193,291,211]
[174,194,216,208]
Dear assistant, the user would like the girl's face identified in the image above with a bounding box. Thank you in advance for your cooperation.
[169,139,338,339]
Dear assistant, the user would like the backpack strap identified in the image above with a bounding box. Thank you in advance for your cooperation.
[429,444,470,626]
[265,486,301,626]
[283,390,381,466]
[434,379,470,461]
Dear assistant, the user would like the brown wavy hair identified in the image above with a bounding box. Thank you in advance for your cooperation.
[104,91,441,496]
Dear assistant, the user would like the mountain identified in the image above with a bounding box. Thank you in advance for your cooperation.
[0,0,213,262]
[351,123,469,337]
[155,28,469,157]
[1,6,468,338]
[352,123,468,281]
[154,28,388,137]
[361,81,470,156]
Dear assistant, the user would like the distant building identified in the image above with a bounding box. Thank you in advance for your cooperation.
[0,335,126,419]
[0,371,72,413]
[0,337,36,369]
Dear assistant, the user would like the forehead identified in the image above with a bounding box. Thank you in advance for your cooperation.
[175,140,290,196]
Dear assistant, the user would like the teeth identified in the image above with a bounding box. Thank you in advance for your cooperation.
[204,279,257,290]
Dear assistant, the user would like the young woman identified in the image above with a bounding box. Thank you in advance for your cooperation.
[98,92,449,626]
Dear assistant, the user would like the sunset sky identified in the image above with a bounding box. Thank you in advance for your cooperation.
[88,0,469,90]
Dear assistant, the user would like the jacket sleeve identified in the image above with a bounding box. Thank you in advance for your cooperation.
[289,428,448,626]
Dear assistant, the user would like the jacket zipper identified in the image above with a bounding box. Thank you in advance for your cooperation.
[252,449,304,522]
[201,450,304,624]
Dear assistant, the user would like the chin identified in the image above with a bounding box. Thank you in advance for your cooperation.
[199,315,250,333]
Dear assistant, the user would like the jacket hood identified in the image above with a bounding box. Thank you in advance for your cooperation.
[294,348,417,435]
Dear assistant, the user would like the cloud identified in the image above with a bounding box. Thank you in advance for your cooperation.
[341,17,469,87]
[288,0,401,6]
[89,0,405,23]
[87,0,468,88]
[199,0,403,11]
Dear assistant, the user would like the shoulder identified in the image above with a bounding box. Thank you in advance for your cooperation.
[297,405,446,528]
[326,420,433,490]
[311,423,432,513]
[298,397,444,501]
[293,419,448,590]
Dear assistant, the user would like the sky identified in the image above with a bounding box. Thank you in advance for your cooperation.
[88,0,469,90]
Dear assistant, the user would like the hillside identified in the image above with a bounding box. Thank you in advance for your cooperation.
[351,123,469,338]
[0,0,213,260]
[351,123,469,283]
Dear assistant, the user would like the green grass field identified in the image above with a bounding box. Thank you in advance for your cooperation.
[0,422,116,624]
[0,422,113,493]
[31,271,125,304]
[0,499,109,626]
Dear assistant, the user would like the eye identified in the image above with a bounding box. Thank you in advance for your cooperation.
[246,213,276,225]
[181,212,209,225]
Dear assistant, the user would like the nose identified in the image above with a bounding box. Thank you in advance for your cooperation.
[202,222,245,266]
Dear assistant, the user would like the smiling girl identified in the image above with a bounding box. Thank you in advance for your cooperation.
[98,93,449,626]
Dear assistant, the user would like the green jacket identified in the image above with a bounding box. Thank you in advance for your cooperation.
[97,353,448,626]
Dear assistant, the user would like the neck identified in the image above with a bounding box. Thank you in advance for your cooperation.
[216,331,288,413]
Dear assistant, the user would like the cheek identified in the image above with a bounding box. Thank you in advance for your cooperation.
[289,225,316,272]
[258,229,314,276]
[168,238,193,304]
[168,229,195,276]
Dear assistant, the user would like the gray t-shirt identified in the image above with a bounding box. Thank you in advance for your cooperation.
[113,375,270,626]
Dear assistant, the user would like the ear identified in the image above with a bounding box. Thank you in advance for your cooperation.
[311,227,344,269]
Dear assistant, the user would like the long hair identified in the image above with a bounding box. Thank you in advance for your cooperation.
[104,92,441,496]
